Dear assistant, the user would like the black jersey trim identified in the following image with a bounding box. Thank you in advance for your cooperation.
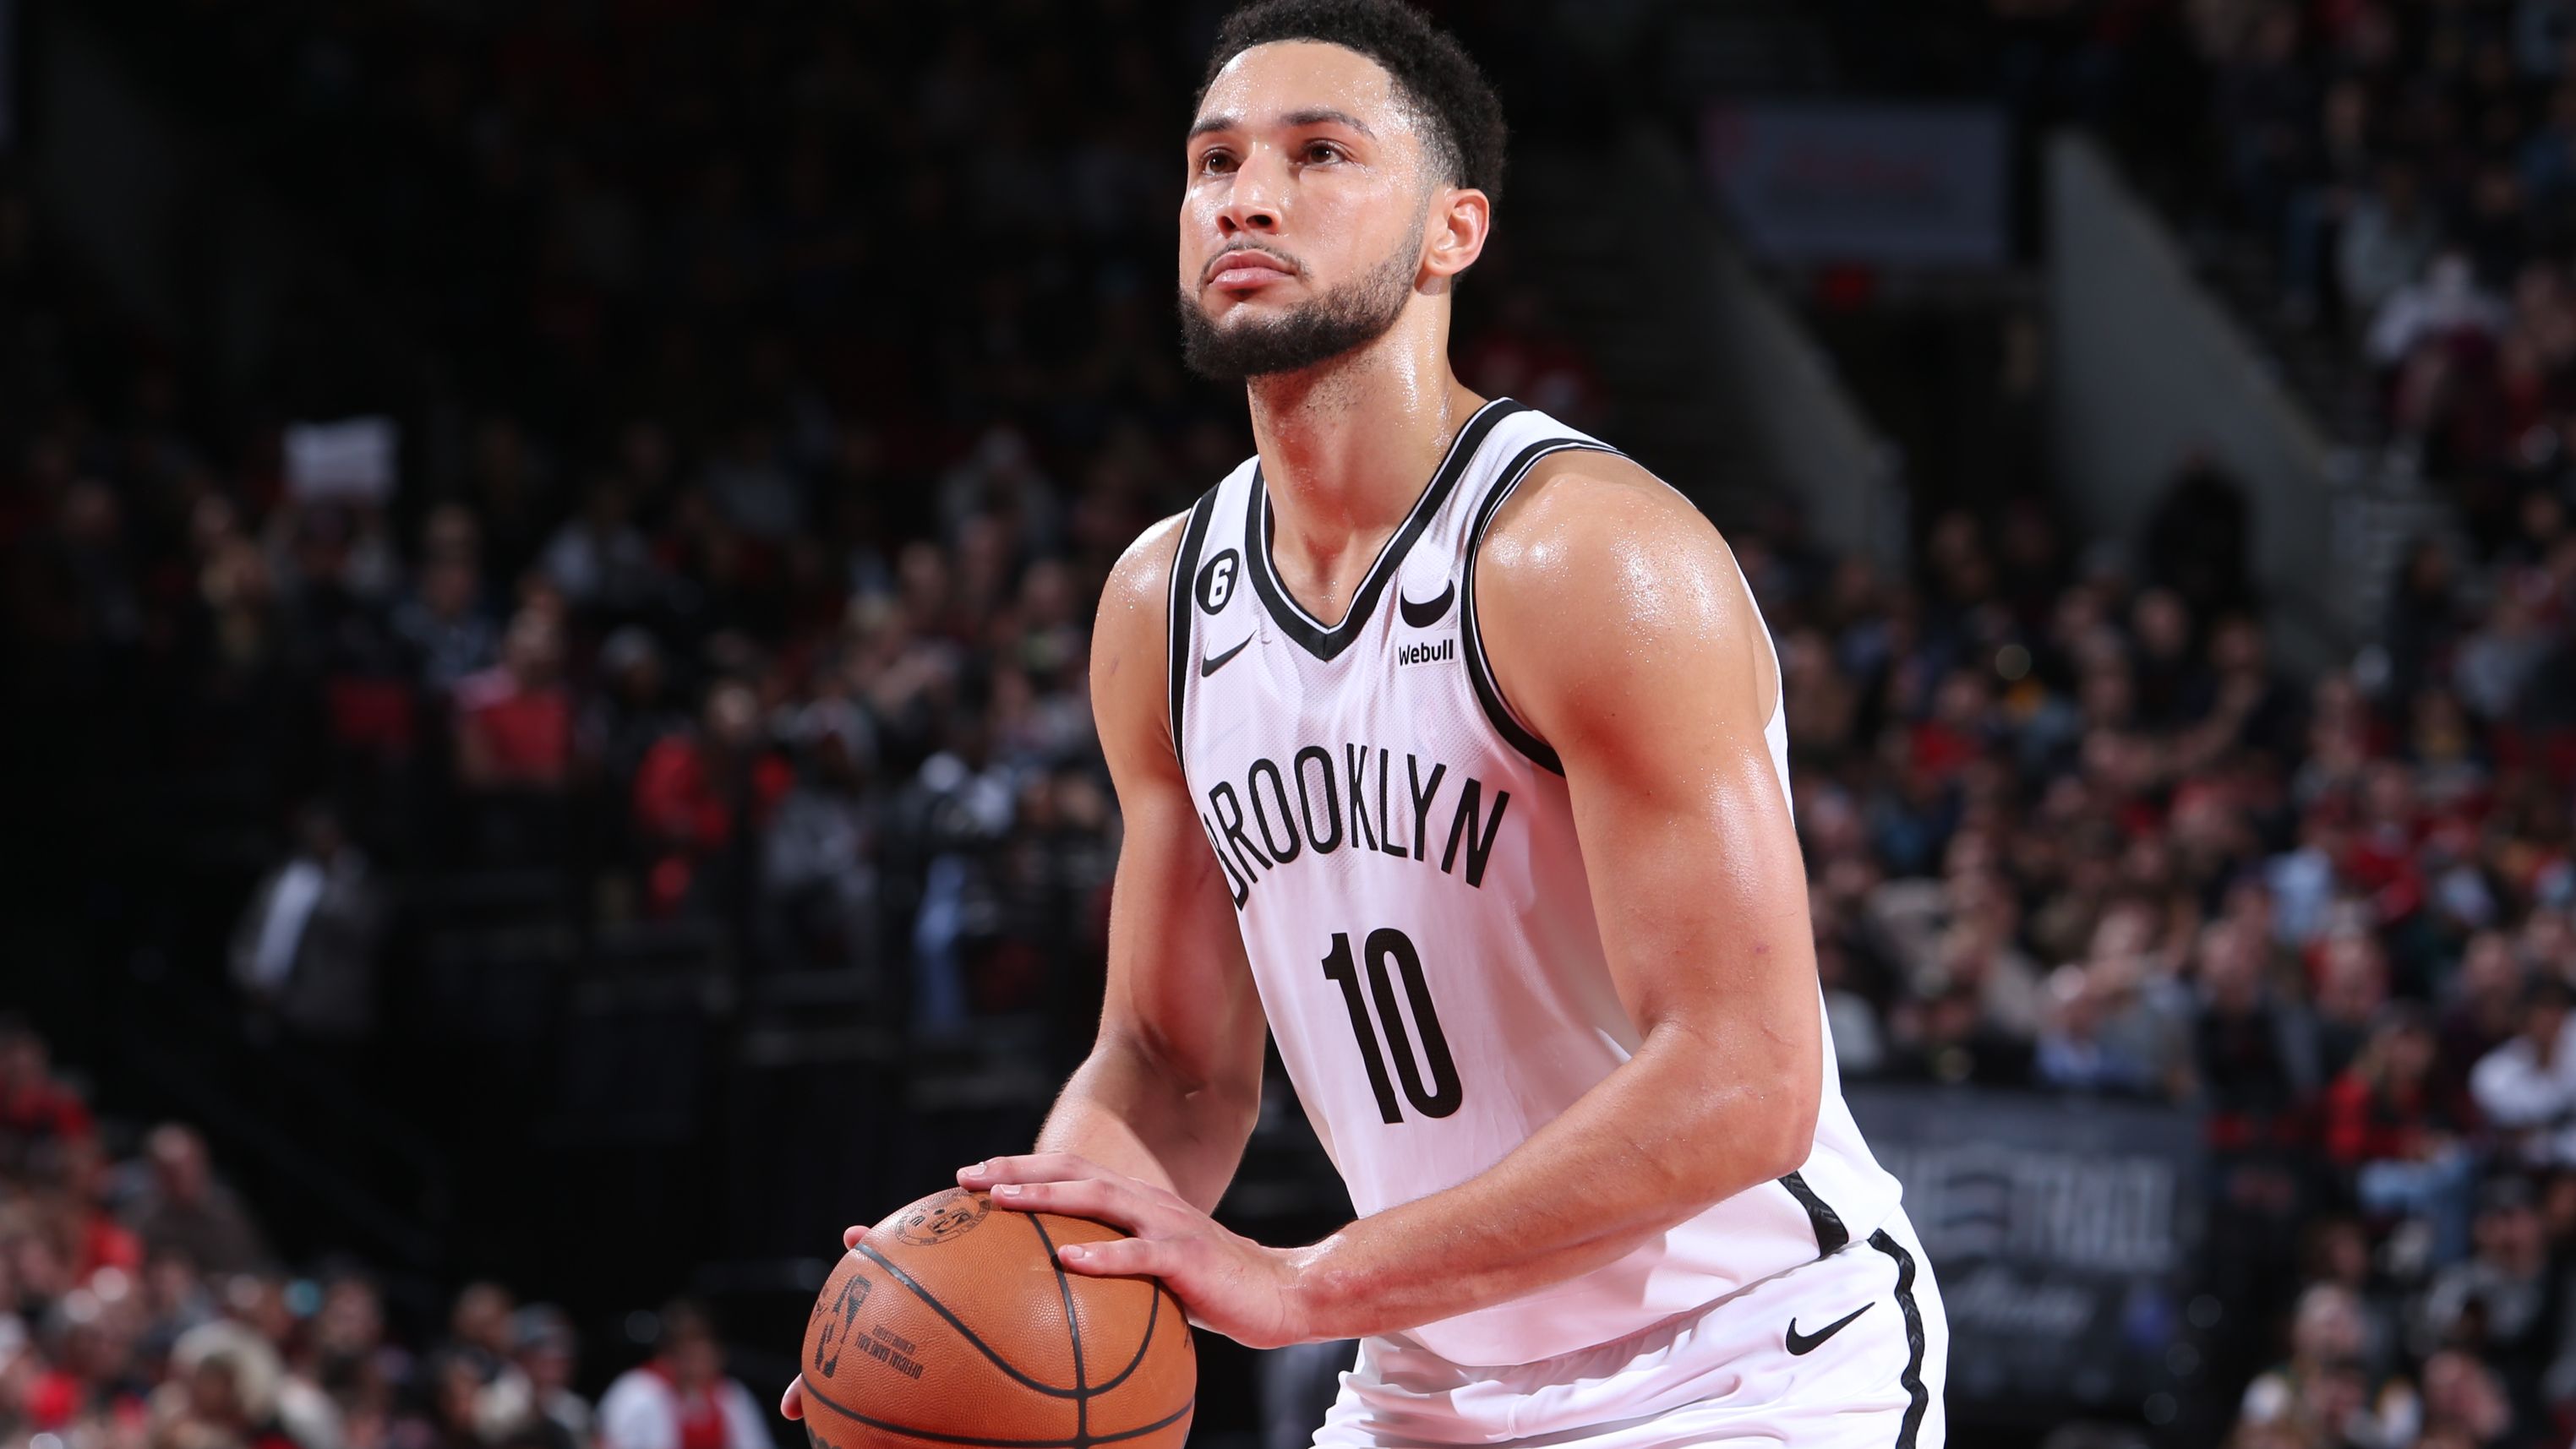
[1165,486,1221,771]
[1779,1171,1851,1256]
[1459,439,1625,776]
[1242,398,1524,662]
[1868,1228,1931,1449]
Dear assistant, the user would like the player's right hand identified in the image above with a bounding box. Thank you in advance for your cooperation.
[779,1225,869,1420]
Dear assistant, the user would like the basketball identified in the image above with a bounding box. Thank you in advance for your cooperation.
[796,1188,1195,1449]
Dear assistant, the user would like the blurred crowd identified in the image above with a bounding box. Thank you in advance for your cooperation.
[2191,0,2576,547]
[1753,460,2576,1445]
[0,1018,774,1449]
[5,2,1591,1043]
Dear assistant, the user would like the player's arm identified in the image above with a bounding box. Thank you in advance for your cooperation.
[1024,513,1270,1214]
[965,455,1822,1348]
[1271,455,1824,1334]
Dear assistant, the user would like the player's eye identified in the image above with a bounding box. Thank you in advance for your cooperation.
[1301,141,1344,163]
[1196,149,1236,175]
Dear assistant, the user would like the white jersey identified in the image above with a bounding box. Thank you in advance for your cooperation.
[1167,400,1906,1367]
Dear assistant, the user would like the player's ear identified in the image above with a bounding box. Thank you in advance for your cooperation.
[1421,184,1490,286]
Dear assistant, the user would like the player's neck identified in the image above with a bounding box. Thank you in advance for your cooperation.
[1243,324,1482,615]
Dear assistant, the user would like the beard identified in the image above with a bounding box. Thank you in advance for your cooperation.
[1177,219,1425,382]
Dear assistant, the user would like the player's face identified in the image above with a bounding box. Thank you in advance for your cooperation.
[1179,41,1435,377]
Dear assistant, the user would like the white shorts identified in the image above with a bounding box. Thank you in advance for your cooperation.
[1313,1207,1947,1448]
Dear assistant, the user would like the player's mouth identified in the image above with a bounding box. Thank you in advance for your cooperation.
[1204,247,1300,291]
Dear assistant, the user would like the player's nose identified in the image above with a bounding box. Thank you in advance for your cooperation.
[1214,148,1287,236]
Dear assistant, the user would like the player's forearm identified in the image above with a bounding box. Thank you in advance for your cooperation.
[1285,1021,1815,1342]
[1036,1033,1259,1215]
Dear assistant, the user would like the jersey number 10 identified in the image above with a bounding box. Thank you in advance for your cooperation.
[1320,929,1463,1123]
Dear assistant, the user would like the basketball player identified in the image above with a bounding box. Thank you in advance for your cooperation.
[783,1,1947,1442]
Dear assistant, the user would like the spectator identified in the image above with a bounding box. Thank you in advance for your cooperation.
[2034,964,2157,1095]
[2472,978,2576,1168]
[2326,1005,2479,1261]
[511,1305,592,1449]
[2240,1283,2416,1447]
[539,479,662,618]
[2417,1348,2513,1446]
[761,700,886,983]
[394,553,500,699]
[631,679,793,919]
[2339,161,2442,325]
[454,606,574,795]
[595,1304,763,1449]
[441,1282,535,1443]
[2197,916,2322,1136]
[152,1319,306,1449]
[2418,1179,2563,1427]
[900,689,1019,1037]
[126,1126,270,1277]
[228,803,385,1046]
[0,1019,96,1168]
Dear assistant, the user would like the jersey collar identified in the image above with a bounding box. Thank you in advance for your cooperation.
[1242,398,1523,663]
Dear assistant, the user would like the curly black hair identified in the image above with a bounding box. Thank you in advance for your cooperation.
[1199,0,1508,203]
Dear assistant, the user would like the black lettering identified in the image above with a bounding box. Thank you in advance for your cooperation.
[1200,813,1252,907]
[1406,755,1447,862]
[1247,757,1303,863]
[1440,778,1511,887]
[1365,928,1465,1118]
[1293,745,1343,854]
[1323,932,1403,1125]
[1209,782,1269,879]
[1345,744,1380,853]
[1377,748,1406,858]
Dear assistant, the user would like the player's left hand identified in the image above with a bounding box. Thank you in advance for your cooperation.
[959,1152,1312,1350]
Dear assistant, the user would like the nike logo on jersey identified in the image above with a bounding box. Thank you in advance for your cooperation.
[1201,636,1253,677]
[1785,1303,1871,1355]
[1399,580,1456,628]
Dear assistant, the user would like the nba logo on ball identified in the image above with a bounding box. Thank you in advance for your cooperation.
[809,1273,870,1379]
[892,1190,990,1246]
[1197,550,1240,613]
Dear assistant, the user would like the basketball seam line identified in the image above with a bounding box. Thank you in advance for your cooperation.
[855,1242,1085,1398]
[1028,1216,1090,1448]
[1087,1278,1160,1395]
[796,1376,1192,1448]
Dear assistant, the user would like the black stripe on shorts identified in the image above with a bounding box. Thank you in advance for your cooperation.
[1867,1228,1929,1449]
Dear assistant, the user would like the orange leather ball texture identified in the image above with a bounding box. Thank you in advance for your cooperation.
[798,1188,1195,1449]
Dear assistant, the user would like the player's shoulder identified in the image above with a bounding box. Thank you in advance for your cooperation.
[1089,509,1198,750]
[1100,508,1196,623]
[1473,450,1773,747]
[1478,448,1736,607]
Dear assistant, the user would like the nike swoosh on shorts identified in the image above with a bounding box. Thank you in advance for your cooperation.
[1784,1302,1872,1355]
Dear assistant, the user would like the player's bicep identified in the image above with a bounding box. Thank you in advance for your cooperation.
[1477,467,1817,1056]
[1089,516,1265,1098]
[1097,770,1263,1092]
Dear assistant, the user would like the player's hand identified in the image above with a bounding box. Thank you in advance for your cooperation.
[961,1153,1311,1350]
[780,1224,870,1420]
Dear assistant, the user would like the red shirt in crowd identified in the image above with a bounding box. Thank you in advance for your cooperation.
[453,667,572,788]
[0,1076,94,1147]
